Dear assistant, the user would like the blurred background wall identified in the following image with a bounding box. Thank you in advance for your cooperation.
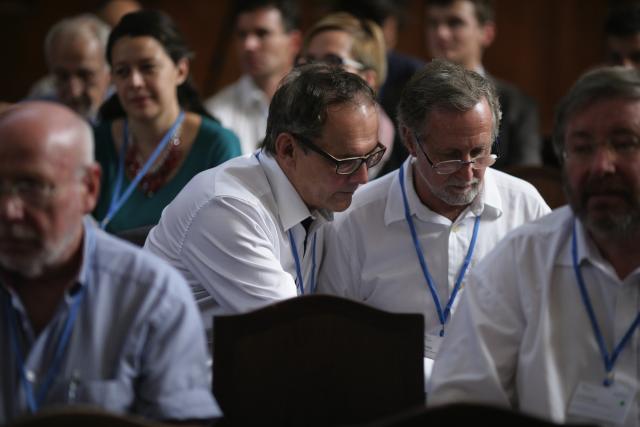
[0,0,612,137]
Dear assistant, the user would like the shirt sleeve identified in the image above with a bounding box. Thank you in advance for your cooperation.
[180,196,298,313]
[135,268,221,421]
[427,238,525,408]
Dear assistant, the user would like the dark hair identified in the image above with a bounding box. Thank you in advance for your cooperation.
[262,63,376,154]
[553,66,640,160]
[397,59,501,145]
[233,0,299,32]
[605,3,640,37]
[99,9,213,120]
[425,0,494,25]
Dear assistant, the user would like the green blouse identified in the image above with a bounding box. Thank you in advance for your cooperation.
[93,116,241,234]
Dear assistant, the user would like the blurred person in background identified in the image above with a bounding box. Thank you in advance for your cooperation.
[425,0,542,169]
[205,0,301,154]
[93,10,241,235]
[299,12,394,178]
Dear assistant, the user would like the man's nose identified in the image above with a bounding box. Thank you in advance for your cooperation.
[349,162,369,185]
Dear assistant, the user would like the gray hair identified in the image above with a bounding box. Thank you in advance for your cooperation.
[397,59,501,144]
[262,63,376,154]
[44,13,111,67]
[553,66,640,160]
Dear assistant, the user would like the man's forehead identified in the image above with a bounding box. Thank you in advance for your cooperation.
[236,7,285,31]
[50,36,105,66]
[427,0,478,20]
[566,97,640,132]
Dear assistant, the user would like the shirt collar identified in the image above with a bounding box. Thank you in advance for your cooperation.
[257,151,332,233]
[238,75,270,112]
[385,157,502,226]
[76,216,97,290]
[557,215,618,273]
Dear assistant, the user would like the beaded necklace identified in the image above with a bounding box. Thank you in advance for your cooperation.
[124,124,183,197]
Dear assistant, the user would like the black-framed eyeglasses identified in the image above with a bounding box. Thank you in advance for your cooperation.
[294,135,386,175]
[413,134,497,175]
[295,53,365,71]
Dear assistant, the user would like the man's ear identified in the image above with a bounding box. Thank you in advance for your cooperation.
[361,69,379,90]
[274,132,298,170]
[401,125,418,157]
[480,21,496,49]
[287,30,303,59]
[175,57,190,86]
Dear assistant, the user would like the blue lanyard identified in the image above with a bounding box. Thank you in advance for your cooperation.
[399,163,481,335]
[4,285,86,413]
[100,111,185,229]
[571,219,640,386]
[288,229,318,295]
[254,151,319,294]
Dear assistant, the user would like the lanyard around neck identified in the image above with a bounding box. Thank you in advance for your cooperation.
[101,111,185,229]
[571,219,640,386]
[288,229,318,295]
[254,151,319,295]
[399,163,481,335]
[4,285,86,414]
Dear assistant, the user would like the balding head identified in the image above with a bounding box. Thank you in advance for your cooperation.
[1,101,95,165]
[0,101,101,279]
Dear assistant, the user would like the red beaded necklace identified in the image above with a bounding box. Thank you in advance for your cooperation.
[124,125,183,198]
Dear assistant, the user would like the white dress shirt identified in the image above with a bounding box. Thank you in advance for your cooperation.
[428,206,640,427]
[145,152,330,337]
[204,75,269,155]
[317,158,550,379]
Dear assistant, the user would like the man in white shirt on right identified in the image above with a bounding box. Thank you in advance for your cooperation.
[317,59,550,383]
[429,66,640,427]
[205,0,301,154]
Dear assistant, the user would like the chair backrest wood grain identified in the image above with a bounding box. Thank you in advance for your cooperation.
[213,295,425,427]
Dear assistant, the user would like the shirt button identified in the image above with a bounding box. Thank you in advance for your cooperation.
[25,370,36,382]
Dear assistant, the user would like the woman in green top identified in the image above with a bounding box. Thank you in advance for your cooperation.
[93,10,241,234]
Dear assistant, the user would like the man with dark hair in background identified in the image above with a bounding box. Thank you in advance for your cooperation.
[605,2,640,69]
[425,0,542,169]
[205,0,302,154]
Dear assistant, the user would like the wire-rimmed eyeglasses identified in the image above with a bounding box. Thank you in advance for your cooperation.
[414,134,497,175]
[294,135,386,175]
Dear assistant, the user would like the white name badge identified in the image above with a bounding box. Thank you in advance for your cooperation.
[567,381,636,426]
[425,331,443,360]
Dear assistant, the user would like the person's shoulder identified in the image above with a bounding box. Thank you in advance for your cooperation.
[499,205,572,247]
[92,226,188,293]
[204,78,245,110]
[491,76,536,107]
[489,167,540,192]
[197,115,241,147]
[92,119,115,143]
[387,50,425,74]
[488,168,548,204]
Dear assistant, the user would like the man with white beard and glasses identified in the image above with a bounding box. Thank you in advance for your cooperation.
[428,66,640,427]
[0,102,219,423]
[317,59,550,384]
